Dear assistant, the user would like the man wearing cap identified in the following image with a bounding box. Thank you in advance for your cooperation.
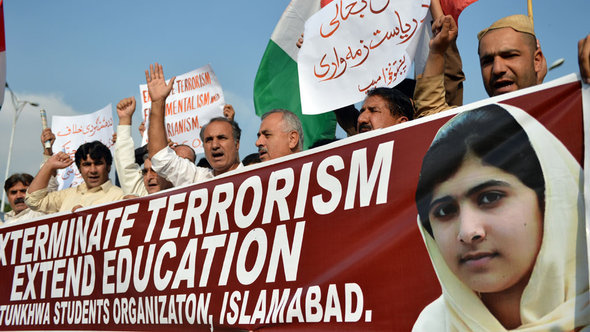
[414,14,590,117]
[477,14,545,97]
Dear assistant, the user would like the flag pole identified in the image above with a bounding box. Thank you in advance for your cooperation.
[527,0,534,27]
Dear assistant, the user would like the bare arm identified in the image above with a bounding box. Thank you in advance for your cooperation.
[145,63,176,159]
[429,0,444,20]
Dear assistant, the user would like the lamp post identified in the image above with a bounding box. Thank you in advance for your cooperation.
[1,83,39,212]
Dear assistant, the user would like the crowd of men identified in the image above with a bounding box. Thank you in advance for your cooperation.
[2,6,590,225]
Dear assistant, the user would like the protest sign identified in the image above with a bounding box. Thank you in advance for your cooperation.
[298,0,430,115]
[139,65,225,154]
[51,105,115,189]
[0,75,587,330]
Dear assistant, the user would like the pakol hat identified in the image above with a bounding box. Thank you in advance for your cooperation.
[477,14,535,41]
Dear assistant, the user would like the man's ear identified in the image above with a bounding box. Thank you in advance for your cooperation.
[534,39,547,83]
[288,131,299,150]
[396,116,408,124]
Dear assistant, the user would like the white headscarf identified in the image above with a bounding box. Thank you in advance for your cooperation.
[413,104,590,331]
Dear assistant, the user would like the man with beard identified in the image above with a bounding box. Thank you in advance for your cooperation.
[356,87,414,134]
[414,14,590,117]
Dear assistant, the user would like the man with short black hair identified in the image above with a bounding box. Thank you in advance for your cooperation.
[26,141,124,213]
[357,87,414,133]
[3,173,45,223]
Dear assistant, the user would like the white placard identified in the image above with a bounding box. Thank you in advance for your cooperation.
[139,64,225,154]
[298,0,430,114]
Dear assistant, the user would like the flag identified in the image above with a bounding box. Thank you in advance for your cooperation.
[254,0,336,149]
[440,0,479,23]
[0,0,7,110]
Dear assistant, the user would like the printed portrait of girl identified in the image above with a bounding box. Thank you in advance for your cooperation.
[413,104,589,331]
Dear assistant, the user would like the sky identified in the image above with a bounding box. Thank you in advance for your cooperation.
[0,0,588,185]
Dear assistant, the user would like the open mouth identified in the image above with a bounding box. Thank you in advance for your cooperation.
[211,151,224,159]
[492,80,515,95]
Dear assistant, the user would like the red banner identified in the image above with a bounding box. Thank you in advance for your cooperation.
[0,75,587,330]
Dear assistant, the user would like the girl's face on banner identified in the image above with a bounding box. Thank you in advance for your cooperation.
[428,155,543,294]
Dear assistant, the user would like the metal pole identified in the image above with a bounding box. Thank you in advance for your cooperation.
[1,108,18,211]
[1,85,39,212]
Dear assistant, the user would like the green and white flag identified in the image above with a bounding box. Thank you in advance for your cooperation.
[254,0,336,149]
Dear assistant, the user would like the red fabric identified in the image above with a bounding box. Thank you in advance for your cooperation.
[320,0,334,8]
[440,0,479,23]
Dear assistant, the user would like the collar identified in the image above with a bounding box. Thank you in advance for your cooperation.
[5,207,30,219]
[76,179,114,193]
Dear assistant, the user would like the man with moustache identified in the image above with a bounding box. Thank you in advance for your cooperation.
[256,109,303,161]
[145,63,240,186]
[356,87,414,133]
[3,173,45,224]
[414,14,590,117]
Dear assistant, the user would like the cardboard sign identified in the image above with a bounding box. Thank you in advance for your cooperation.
[298,0,430,114]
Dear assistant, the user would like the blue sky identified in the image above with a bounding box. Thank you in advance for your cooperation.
[0,0,588,179]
